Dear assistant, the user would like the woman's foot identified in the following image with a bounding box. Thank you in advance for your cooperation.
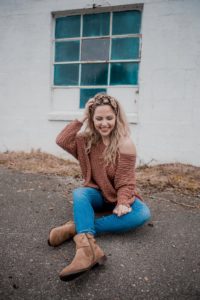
[59,233,107,281]
[48,221,76,247]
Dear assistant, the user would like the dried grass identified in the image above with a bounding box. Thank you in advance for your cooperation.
[0,150,200,196]
[0,150,81,178]
[136,163,200,195]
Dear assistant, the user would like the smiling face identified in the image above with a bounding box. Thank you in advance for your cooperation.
[92,105,116,139]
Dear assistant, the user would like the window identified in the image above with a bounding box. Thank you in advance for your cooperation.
[50,6,142,123]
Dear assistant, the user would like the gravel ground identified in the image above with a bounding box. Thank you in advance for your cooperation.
[0,166,200,300]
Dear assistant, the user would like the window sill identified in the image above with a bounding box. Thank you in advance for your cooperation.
[48,111,138,124]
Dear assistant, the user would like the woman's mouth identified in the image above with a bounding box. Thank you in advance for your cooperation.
[100,127,110,132]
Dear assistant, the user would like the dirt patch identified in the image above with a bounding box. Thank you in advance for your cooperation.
[0,150,200,201]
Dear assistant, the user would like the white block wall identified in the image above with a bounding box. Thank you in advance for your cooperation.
[0,0,200,166]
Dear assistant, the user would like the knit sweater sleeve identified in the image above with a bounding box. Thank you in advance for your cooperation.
[56,120,83,159]
[114,153,136,207]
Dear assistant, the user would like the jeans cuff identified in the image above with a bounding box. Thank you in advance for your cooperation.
[78,229,96,235]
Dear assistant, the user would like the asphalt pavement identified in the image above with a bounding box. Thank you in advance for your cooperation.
[0,167,200,300]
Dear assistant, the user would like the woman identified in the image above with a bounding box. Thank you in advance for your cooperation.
[48,93,151,281]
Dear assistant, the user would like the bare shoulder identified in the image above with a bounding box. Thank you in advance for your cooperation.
[119,136,136,155]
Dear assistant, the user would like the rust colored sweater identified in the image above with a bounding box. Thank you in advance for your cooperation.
[56,120,138,207]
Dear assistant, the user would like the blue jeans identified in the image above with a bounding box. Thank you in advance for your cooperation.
[73,187,151,236]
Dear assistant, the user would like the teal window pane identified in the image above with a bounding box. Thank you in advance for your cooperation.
[55,15,80,38]
[110,62,139,85]
[54,64,79,86]
[81,63,108,86]
[80,88,106,108]
[81,38,110,61]
[112,10,141,35]
[111,38,140,60]
[55,41,80,62]
[83,13,110,37]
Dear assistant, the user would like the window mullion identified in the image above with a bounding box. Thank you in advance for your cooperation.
[78,14,83,86]
[54,59,140,65]
[107,11,112,86]
[53,34,141,42]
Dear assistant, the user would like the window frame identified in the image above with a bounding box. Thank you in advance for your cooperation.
[49,4,143,123]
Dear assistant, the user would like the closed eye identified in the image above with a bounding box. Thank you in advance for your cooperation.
[95,116,114,121]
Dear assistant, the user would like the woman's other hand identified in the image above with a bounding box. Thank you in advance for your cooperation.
[78,98,94,123]
[113,204,132,217]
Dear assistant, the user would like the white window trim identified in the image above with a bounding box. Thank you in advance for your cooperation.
[48,111,138,124]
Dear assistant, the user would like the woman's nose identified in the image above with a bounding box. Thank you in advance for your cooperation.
[101,119,107,126]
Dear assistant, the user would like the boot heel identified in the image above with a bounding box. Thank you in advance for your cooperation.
[97,255,107,265]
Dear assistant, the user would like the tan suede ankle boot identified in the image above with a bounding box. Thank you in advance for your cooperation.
[59,233,107,281]
[48,221,76,247]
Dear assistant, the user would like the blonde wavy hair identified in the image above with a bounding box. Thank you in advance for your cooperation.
[84,93,130,165]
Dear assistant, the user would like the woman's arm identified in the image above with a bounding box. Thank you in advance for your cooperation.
[114,137,137,208]
[56,120,83,158]
[56,98,95,158]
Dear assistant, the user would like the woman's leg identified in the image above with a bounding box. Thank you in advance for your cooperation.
[60,187,107,281]
[94,199,151,235]
[73,187,107,235]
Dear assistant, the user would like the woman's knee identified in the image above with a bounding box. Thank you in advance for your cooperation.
[141,206,151,223]
[72,187,95,205]
[72,187,86,198]
[133,200,151,223]
[72,187,88,205]
[128,204,151,228]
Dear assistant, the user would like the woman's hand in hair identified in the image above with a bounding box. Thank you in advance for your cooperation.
[113,204,132,217]
[78,98,94,123]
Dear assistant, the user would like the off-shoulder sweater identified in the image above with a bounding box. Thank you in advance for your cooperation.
[56,120,139,207]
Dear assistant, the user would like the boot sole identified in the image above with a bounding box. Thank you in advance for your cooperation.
[59,255,107,282]
[47,235,73,247]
